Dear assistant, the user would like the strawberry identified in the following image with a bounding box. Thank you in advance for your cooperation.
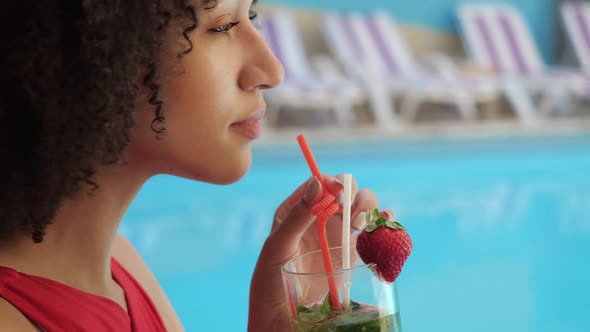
[356,209,412,283]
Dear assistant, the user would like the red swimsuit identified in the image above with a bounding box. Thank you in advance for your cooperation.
[0,258,167,331]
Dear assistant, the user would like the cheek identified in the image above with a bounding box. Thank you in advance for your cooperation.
[162,69,229,147]
[164,57,235,123]
[136,59,252,183]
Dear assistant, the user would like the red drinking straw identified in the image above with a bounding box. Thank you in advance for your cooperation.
[296,135,323,185]
[296,134,342,310]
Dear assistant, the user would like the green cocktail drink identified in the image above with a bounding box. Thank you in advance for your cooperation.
[282,247,403,332]
[291,300,401,332]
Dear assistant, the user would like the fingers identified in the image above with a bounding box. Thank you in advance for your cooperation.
[350,189,379,231]
[351,188,379,219]
[271,174,391,255]
[351,207,396,232]
[352,212,368,232]
[333,174,358,203]
[272,174,343,231]
[380,209,395,220]
[323,175,345,197]
[269,177,323,249]
[272,176,320,232]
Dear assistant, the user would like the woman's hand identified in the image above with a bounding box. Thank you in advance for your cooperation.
[248,174,389,331]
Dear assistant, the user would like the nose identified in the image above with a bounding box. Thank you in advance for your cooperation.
[238,24,284,91]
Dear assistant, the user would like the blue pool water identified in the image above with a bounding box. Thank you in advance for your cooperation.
[121,134,590,332]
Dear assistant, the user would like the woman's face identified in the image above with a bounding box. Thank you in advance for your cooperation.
[128,0,283,184]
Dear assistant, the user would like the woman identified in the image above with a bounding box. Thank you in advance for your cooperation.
[0,1,384,331]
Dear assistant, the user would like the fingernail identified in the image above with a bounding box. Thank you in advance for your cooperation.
[303,177,321,204]
[380,209,395,220]
[352,212,367,231]
[333,178,344,193]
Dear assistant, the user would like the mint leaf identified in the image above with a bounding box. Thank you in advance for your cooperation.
[291,318,307,332]
[297,311,328,324]
[319,292,331,313]
[296,305,311,314]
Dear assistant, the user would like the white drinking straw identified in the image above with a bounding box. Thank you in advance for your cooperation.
[342,173,353,309]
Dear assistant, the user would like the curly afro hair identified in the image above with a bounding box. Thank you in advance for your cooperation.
[0,0,212,243]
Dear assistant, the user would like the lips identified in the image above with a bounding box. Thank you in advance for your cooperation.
[230,108,266,140]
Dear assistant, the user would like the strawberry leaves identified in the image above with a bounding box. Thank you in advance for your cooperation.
[364,209,405,233]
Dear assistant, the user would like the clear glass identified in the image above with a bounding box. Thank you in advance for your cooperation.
[282,246,402,332]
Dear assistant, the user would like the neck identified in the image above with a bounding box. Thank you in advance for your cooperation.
[0,159,151,296]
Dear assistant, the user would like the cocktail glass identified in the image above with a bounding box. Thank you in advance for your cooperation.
[282,246,403,332]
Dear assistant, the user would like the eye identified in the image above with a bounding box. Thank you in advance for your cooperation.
[249,10,260,29]
[249,10,258,21]
[210,21,239,33]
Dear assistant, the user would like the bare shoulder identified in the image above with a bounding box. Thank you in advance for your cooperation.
[0,298,39,331]
[112,234,185,332]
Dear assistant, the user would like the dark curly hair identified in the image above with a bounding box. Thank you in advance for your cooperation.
[0,0,216,243]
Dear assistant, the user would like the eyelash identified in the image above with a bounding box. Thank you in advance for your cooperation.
[210,11,259,33]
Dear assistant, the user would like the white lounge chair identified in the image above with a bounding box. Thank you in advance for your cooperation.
[561,1,590,73]
[259,11,364,128]
[458,3,588,116]
[323,11,499,124]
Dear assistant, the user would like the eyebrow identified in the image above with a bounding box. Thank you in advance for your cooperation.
[200,0,219,10]
[199,0,257,11]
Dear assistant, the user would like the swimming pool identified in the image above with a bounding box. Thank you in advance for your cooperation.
[121,133,590,332]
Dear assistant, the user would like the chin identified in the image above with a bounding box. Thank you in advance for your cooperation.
[186,153,252,185]
[211,164,250,185]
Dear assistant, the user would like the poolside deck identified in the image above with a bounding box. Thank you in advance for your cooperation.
[260,105,590,145]
[258,5,590,145]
